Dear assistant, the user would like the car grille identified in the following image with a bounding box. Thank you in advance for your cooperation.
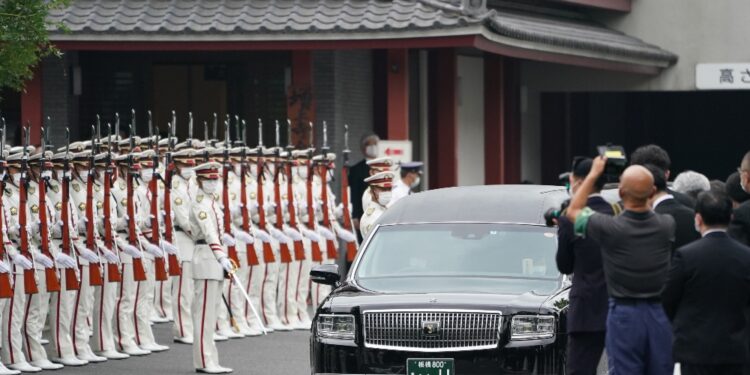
[362,310,502,352]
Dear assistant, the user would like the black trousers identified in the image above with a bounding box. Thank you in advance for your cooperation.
[681,363,743,375]
[567,331,606,375]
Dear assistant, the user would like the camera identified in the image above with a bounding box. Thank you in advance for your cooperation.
[544,199,570,227]
[596,144,627,183]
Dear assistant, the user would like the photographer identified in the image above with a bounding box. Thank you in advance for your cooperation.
[566,157,676,375]
[555,158,615,375]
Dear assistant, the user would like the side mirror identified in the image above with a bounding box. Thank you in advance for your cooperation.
[310,264,340,286]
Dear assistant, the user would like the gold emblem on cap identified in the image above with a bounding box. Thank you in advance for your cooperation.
[31,205,39,214]
[10,207,17,216]
[199,211,207,220]
[78,203,85,212]
[72,183,80,192]
[55,202,62,211]
[175,198,183,206]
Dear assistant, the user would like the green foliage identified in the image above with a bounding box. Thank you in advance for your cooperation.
[0,0,69,92]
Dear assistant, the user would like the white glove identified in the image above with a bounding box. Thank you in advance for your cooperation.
[100,247,119,263]
[0,261,10,274]
[51,220,64,238]
[161,240,178,255]
[336,227,357,243]
[119,242,142,259]
[143,242,164,258]
[33,251,54,268]
[335,203,344,219]
[318,226,336,241]
[254,229,272,243]
[55,253,77,269]
[79,247,99,263]
[233,230,254,244]
[221,233,236,247]
[219,257,233,273]
[268,227,290,244]
[11,253,32,270]
[301,228,321,242]
[283,227,303,241]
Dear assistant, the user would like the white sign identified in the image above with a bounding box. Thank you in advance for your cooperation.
[696,63,750,90]
[377,140,412,165]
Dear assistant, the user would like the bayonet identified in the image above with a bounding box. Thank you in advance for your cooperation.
[204,121,209,145]
[286,119,293,150]
[96,114,101,146]
[322,120,329,152]
[275,120,280,149]
[114,113,120,150]
[241,119,247,146]
[258,119,264,148]
[212,113,218,144]
[131,109,136,137]
[188,112,194,142]
[148,110,154,149]
[234,115,241,146]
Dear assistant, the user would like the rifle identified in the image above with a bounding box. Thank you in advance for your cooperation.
[319,122,338,260]
[256,119,274,263]
[306,123,323,262]
[127,121,147,282]
[86,125,104,286]
[103,123,122,283]
[39,123,61,292]
[0,122,13,297]
[222,119,239,264]
[340,124,359,261]
[148,111,168,282]
[61,128,80,291]
[274,121,292,264]
[285,120,304,261]
[19,126,38,294]
[238,120,259,266]
[164,111,180,276]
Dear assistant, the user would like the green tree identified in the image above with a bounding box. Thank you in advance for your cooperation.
[0,0,69,93]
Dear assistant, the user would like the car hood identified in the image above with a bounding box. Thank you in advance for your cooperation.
[323,287,564,316]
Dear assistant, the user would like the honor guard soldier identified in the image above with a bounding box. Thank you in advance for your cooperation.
[391,161,423,205]
[152,136,175,324]
[23,150,64,370]
[48,150,88,367]
[134,149,170,352]
[170,144,198,344]
[2,145,40,373]
[362,157,394,215]
[111,140,152,357]
[190,162,235,374]
[360,171,395,239]
[310,152,339,307]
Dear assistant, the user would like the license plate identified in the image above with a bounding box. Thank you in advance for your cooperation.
[406,358,455,375]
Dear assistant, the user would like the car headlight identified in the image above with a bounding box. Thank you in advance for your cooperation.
[316,314,356,340]
[511,315,555,340]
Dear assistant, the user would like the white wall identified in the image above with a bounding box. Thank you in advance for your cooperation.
[457,56,485,186]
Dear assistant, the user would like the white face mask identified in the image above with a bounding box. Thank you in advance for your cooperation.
[41,170,53,180]
[11,173,20,186]
[78,170,89,181]
[377,191,392,206]
[180,168,195,180]
[267,164,276,176]
[234,164,242,176]
[365,145,378,159]
[202,180,218,194]
[140,169,154,182]
[410,176,421,189]
[298,166,308,180]
[250,165,258,178]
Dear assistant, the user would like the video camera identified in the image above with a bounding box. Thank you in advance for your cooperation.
[596,144,627,183]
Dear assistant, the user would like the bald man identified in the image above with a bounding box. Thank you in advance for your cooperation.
[567,157,676,375]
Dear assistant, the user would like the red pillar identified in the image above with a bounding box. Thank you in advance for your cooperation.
[427,49,457,188]
[21,66,43,145]
[484,54,521,184]
[287,51,315,147]
[386,49,409,140]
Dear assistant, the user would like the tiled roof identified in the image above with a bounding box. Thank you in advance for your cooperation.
[47,0,677,69]
[47,0,484,35]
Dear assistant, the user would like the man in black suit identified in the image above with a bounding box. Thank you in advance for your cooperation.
[729,153,750,246]
[645,164,699,254]
[348,133,380,241]
[662,191,750,375]
[556,158,614,375]
[631,144,695,208]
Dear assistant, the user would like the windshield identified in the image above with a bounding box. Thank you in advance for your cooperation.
[354,223,560,294]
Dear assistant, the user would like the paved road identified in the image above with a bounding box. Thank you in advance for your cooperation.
[53,322,311,374]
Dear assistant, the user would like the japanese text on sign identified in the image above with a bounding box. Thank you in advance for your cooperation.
[696,63,750,89]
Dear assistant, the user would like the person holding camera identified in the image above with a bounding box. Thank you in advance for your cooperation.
[567,157,675,375]
[555,158,616,375]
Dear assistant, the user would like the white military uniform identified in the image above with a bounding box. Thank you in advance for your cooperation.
[0,169,25,375]
[153,166,173,324]
[269,163,295,330]
[170,169,196,343]
[359,171,396,239]
[245,163,268,334]
[290,157,315,329]
[190,166,232,373]
[48,165,89,367]
[259,163,286,331]
[2,173,38,371]
[391,178,410,205]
